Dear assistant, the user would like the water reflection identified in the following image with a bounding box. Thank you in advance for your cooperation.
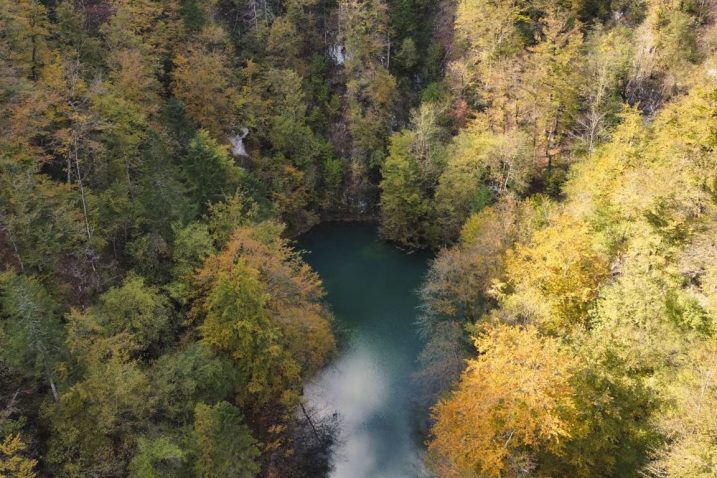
[306,344,429,478]
[298,223,431,478]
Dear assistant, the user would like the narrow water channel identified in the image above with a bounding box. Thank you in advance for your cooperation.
[298,223,431,478]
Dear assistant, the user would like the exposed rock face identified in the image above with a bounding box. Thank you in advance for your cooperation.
[330,44,346,65]
[230,127,250,158]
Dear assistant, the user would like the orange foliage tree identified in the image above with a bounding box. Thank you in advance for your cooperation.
[192,221,334,407]
[428,324,578,478]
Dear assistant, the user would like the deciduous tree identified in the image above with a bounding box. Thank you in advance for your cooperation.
[428,324,578,478]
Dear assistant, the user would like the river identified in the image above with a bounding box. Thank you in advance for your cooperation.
[298,223,431,478]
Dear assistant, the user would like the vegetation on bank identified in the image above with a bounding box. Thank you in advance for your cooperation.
[404,1,717,477]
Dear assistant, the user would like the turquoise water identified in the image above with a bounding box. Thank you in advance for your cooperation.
[298,223,431,478]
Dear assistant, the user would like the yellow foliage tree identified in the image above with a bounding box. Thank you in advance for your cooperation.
[193,221,334,406]
[428,324,577,478]
[499,216,609,333]
[0,434,37,478]
[172,44,236,138]
[646,338,717,478]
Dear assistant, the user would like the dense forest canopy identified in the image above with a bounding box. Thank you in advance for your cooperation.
[2,0,717,476]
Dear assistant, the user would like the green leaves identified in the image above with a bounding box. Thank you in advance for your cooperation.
[129,437,185,478]
[181,131,243,213]
[0,271,65,397]
[192,402,260,478]
[198,259,285,401]
[95,274,173,352]
[193,222,333,406]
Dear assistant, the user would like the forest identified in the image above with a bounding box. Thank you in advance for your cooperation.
[2,0,717,476]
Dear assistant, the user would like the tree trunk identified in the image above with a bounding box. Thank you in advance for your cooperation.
[300,402,321,444]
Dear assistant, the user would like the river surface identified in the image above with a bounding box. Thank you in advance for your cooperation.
[298,223,431,478]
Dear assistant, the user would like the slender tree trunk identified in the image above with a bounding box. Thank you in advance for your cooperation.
[10,236,24,273]
[125,158,134,200]
[300,402,321,444]
[1,224,26,273]
[42,355,59,404]
[545,108,562,170]
[72,132,92,242]
[386,35,391,69]
[29,5,39,81]
[30,35,38,81]
[253,0,259,31]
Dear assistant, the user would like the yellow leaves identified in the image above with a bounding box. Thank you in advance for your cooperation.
[108,48,162,113]
[339,0,395,170]
[193,222,334,406]
[194,240,294,405]
[66,308,136,365]
[428,324,578,478]
[454,0,524,68]
[268,17,300,60]
[0,434,37,478]
[108,0,173,36]
[366,68,397,108]
[429,21,717,478]
[0,0,49,76]
[271,165,312,227]
[679,222,717,319]
[171,45,236,137]
[566,107,643,202]
[104,0,182,56]
[646,337,717,477]
[451,0,585,160]
[502,216,609,333]
[339,0,389,68]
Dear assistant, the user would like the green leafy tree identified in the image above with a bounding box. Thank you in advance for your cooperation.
[181,131,243,213]
[0,271,64,402]
[497,216,610,334]
[172,43,236,138]
[195,255,294,405]
[128,437,185,478]
[93,274,173,352]
[191,402,260,478]
[166,222,215,305]
[380,131,434,247]
[339,0,397,203]
[0,148,89,276]
[380,103,448,248]
[0,0,50,81]
[151,343,238,423]
[193,222,333,407]
[45,329,153,477]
